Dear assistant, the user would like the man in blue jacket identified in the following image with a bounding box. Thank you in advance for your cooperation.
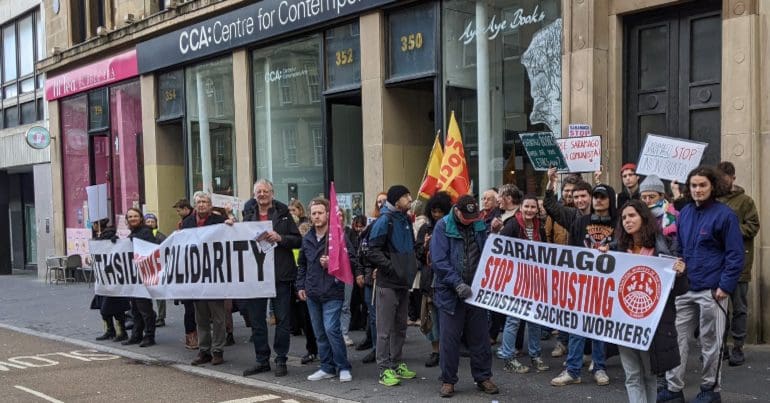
[431,195,499,398]
[296,198,353,383]
[659,166,744,403]
[367,185,418,387]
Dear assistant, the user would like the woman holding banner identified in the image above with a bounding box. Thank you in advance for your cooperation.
[90,218,130,343]
[498,194,550,374]
[122,207,159,348]
[608,200,687,402]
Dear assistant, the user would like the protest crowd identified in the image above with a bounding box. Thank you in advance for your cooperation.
[88,158,758,403]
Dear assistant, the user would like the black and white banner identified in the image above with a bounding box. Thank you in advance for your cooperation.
[91,222,275,299]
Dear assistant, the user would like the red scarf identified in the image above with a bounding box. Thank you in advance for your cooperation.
[514,211,542,242]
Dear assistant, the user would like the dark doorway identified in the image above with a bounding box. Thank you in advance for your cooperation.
[624,1,722,166]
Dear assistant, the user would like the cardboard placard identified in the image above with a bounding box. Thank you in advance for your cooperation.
[85,184,109,222]
[557,136,602,173]
[568,124,591,138]
[636,134,708,182]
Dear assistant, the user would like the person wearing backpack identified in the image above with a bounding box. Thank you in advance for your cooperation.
[366,185,419,386]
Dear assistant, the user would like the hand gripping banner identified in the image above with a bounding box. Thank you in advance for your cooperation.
[468,235,676,350]
[91,222,276,299]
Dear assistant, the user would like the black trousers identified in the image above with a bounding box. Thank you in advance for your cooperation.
[182,300,196,333]
[130,298,156,338]
[439,302,492,385]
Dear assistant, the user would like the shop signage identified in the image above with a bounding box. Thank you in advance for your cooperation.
[45,49,138,101]
[25,126,51,149]
[518,132,568,171]
[636,134,708,182]
[137,0,396,74]
[459,5,546,45]
[388,3,436,80]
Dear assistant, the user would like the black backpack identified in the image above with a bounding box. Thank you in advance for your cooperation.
[358,213,393,268]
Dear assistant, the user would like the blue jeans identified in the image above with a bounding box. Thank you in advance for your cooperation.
[497,316,542,359]
[306,297,351,374]
[567,334,606,377]
[364,285,376,350]
[340,284,353,337]
[242,281,292,364]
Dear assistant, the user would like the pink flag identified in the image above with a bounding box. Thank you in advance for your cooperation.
[327,182,353,285]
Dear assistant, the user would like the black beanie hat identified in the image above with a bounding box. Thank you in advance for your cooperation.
[387,185,411,205]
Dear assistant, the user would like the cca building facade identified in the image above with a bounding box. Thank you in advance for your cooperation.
[39,0,769,342]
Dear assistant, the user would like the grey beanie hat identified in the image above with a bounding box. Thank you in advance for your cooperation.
[639,174,665,194]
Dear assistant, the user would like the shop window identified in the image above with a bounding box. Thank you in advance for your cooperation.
[325,22,361,91]
[109,81,144,214]
[60,95,89,229]
[388,3,438,82]
[3,25,17,82]
[185,57,235,196]
[4,106,18,128]
[443,0,561,195]
[157,69,185,122]
[252,36,324,204]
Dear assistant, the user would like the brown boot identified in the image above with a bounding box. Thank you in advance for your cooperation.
[440,383,454,398]
[186,331,198,350]
[211,351,224,365]
[191,351,212,366]
[476,379,499,394]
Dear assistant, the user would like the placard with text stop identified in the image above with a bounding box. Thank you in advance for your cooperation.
[468,235,676,350]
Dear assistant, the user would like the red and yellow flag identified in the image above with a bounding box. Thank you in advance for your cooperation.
[418,133,444,200]
[437,111,471,201]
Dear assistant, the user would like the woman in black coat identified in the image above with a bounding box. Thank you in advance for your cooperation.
[609,200,688,402]
[121,207,159,347]
[90,219,131,342]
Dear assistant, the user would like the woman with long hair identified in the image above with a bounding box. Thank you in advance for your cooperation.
[611,200,687,402]
[498,194,550,374]
[289,198,309,225]
[89,218,130,342]
[371,192,387,218]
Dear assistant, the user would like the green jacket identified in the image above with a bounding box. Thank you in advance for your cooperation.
[719,185,760,281]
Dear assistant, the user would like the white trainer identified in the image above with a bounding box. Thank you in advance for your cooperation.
[339,369,352,382]
[307,369,335,381]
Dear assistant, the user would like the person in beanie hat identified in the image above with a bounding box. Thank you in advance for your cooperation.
[367,185,419,386]
[639,175,679,248]
[431,194,498,398]
[617,163,640,208]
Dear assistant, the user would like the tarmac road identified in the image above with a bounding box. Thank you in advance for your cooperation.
[0,328,310,403]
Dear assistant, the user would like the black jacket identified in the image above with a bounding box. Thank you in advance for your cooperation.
[244,200,302,283]
[296,227,355,302]
[617,187,640,209]
[181,212,226,229]
[129,225,157,244]
[612,235,688,374]
[91,227,130,315]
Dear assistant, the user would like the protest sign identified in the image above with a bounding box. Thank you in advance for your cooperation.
[86,184,109,222]
[211,193,243,218]
[92,221,275,299]
[636,134,708,182]
[66,228,92,261]
[468,235,676,350]
[568,124,591,138]
[518,132,569,171]
[556,136,602,173]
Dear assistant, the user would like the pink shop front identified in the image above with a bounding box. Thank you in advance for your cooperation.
[47,49,144,237]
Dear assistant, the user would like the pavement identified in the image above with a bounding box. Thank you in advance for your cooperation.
[0,328,311,403]
[2,272,769,402]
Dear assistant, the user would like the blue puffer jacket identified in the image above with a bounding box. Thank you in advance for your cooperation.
[296,227,354,302]
[677,199,744,294]
[367,204,417,289]
[430,209,487,315]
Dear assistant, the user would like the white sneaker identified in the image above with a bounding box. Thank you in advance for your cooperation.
[307,369,335,381]
[339,369,352,382]
[593,369,610,386]
[344,335,354,346]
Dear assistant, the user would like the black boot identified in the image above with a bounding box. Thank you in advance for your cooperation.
[96,320,115,341]
[139,335,156,347]
[729,344,745,366]
[122,333,142,345]
[113,317,128,342]
[225,332,235,346]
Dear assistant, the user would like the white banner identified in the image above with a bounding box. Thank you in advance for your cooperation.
[92,222,276,299]
[556,135,601,173]
[468,235,676,350]
[636,134,708,182]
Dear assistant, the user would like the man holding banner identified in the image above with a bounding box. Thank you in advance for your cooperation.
[242,179,302,378]
[430,195,499,398]
[182,191,231,366]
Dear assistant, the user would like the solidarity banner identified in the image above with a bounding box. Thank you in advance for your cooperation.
[468,235,676,350]
[92,222,275,299]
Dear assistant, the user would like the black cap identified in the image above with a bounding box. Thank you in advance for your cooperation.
[592,185,611,198]
[455,194,481,220]
[387,185,411,205]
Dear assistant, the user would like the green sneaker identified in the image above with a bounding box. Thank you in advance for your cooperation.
[379,369,400,386]
[395,362,416,379]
